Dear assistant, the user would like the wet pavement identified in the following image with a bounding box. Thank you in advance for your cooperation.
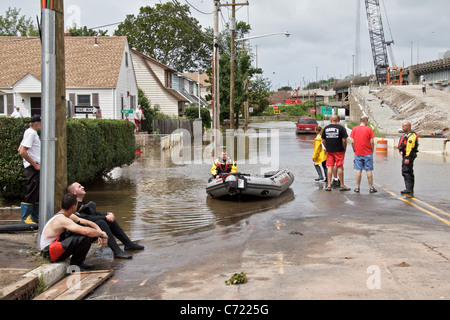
[79,121,450,300]
[1,121,449,300]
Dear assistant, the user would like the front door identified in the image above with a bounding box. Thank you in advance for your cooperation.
[30,97,41,116]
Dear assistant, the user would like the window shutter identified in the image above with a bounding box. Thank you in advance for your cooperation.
[92,93,99,107]
[69,93,76,117]
[6,94,14,115]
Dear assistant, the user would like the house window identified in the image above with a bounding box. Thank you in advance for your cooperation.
[0,95,5,114]
[165,71,172,88]
[125,52,128,67]
[77,94,91,106]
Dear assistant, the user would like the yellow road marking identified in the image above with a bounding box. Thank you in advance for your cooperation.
[375,183,450,227]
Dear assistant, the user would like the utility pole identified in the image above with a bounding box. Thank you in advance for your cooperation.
[54,0,67,218]
[38,0,66,244]
[213,0,220,157]
[229,0,236,130]
[222,1,249,130]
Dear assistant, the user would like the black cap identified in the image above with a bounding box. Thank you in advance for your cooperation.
[30,114,41,123]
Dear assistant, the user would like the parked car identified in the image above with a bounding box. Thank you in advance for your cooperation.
[296,117,318,134]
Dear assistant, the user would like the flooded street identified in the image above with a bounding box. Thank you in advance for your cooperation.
[83,121,450,300]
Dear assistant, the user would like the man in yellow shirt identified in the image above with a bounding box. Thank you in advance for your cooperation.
[398,122,419,195]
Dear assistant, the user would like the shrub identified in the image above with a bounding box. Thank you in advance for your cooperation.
[0,117,136,201]
[185,106,211,129]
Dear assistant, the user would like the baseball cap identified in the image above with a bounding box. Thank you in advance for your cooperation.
[30,114,41,123]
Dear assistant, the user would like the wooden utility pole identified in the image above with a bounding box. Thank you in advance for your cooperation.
[213,0,220,157]
[220,1,249,130]
[229,0,236,130]
[54,0,67,212]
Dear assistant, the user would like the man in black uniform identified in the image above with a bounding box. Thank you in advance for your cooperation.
[398,122,419,195]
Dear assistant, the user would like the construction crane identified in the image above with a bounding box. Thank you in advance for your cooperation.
[364,0,390,84]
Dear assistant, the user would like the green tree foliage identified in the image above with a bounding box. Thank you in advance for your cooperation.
[205,22,263,126]
[248,77,272,116]
[115,2,211,72]
[67,24,108,36]
[0,7,39,36]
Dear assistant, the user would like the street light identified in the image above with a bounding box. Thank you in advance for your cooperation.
[417,30,435,65]
[229,31,290,129]
[235,32,290,42]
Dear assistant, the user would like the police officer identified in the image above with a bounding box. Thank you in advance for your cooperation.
[398,122,418,195]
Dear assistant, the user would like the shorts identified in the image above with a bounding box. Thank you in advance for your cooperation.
[353,154,374,171]
[134,119,141,125]
[326,152,345,167]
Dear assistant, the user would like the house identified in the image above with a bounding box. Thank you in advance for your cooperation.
[130,48,187,117]
[0,36,138,120]
[182,72,210,108]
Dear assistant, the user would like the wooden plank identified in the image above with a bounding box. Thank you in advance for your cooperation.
[33,270,113,300]
[33,273,90,300]
[0,276,39,300]
[55,271,113,300]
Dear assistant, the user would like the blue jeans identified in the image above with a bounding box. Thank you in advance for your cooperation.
[353,154,374,171]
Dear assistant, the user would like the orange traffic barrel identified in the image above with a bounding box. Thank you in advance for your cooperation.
[376,139,388,153]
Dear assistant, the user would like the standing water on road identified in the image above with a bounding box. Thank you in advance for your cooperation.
[81,122,300,242]
[81,121,449,244]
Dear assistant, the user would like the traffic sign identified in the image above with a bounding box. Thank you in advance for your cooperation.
[74,106,95,114]
[121,110,133,114]
[310,108,316,113]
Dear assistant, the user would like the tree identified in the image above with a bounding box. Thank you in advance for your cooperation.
[0,7,39,36]
[115,2,212,72]
[67,24,108,37]
[248,77,271,116]
[205,22,262,127]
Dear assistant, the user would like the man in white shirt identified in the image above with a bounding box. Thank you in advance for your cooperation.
[10,106,23,118]
[18,114,41,223]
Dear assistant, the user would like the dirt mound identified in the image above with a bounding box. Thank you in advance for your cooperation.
[375,85,450,138]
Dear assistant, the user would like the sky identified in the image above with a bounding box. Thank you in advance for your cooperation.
[4,0,450,91]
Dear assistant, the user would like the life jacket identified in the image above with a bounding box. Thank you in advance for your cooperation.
[398,131,419,153]
[217,158,231,173]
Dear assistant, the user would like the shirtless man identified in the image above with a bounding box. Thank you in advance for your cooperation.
[40,193,108,270]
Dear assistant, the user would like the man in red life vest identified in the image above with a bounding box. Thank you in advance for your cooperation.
[210,149,237,178]
[398,122,419,195]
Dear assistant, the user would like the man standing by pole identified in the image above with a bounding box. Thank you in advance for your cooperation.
[18,115,41,223]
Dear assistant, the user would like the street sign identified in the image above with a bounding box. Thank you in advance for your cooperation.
[310,108,316,113]
[74,106,95,114]
[321,106,333,115]
[121,110,133,114]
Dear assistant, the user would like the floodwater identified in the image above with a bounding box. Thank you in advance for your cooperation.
[82,122,302,242]
[82,121,449,243]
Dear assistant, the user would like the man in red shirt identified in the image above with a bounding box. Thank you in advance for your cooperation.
[350,116,377,193]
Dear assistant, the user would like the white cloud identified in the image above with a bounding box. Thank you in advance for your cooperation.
[4,0,449,89]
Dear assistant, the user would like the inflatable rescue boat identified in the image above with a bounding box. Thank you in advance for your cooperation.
[206,169,294,199]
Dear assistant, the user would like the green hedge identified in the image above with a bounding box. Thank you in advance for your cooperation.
[185,106,211,129]
[0,117,136,201]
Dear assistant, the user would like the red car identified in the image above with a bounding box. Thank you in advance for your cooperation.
[296,117,318,134]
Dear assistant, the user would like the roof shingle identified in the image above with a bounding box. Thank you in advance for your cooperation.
[0,36,127,88]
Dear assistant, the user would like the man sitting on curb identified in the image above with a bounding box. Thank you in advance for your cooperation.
[39,193,108,271]
[67,182,144,259]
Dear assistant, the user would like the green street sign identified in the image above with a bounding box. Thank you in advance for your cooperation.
[121,109,133,114]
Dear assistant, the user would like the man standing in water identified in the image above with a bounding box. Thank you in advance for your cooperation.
[323,115,350,191]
